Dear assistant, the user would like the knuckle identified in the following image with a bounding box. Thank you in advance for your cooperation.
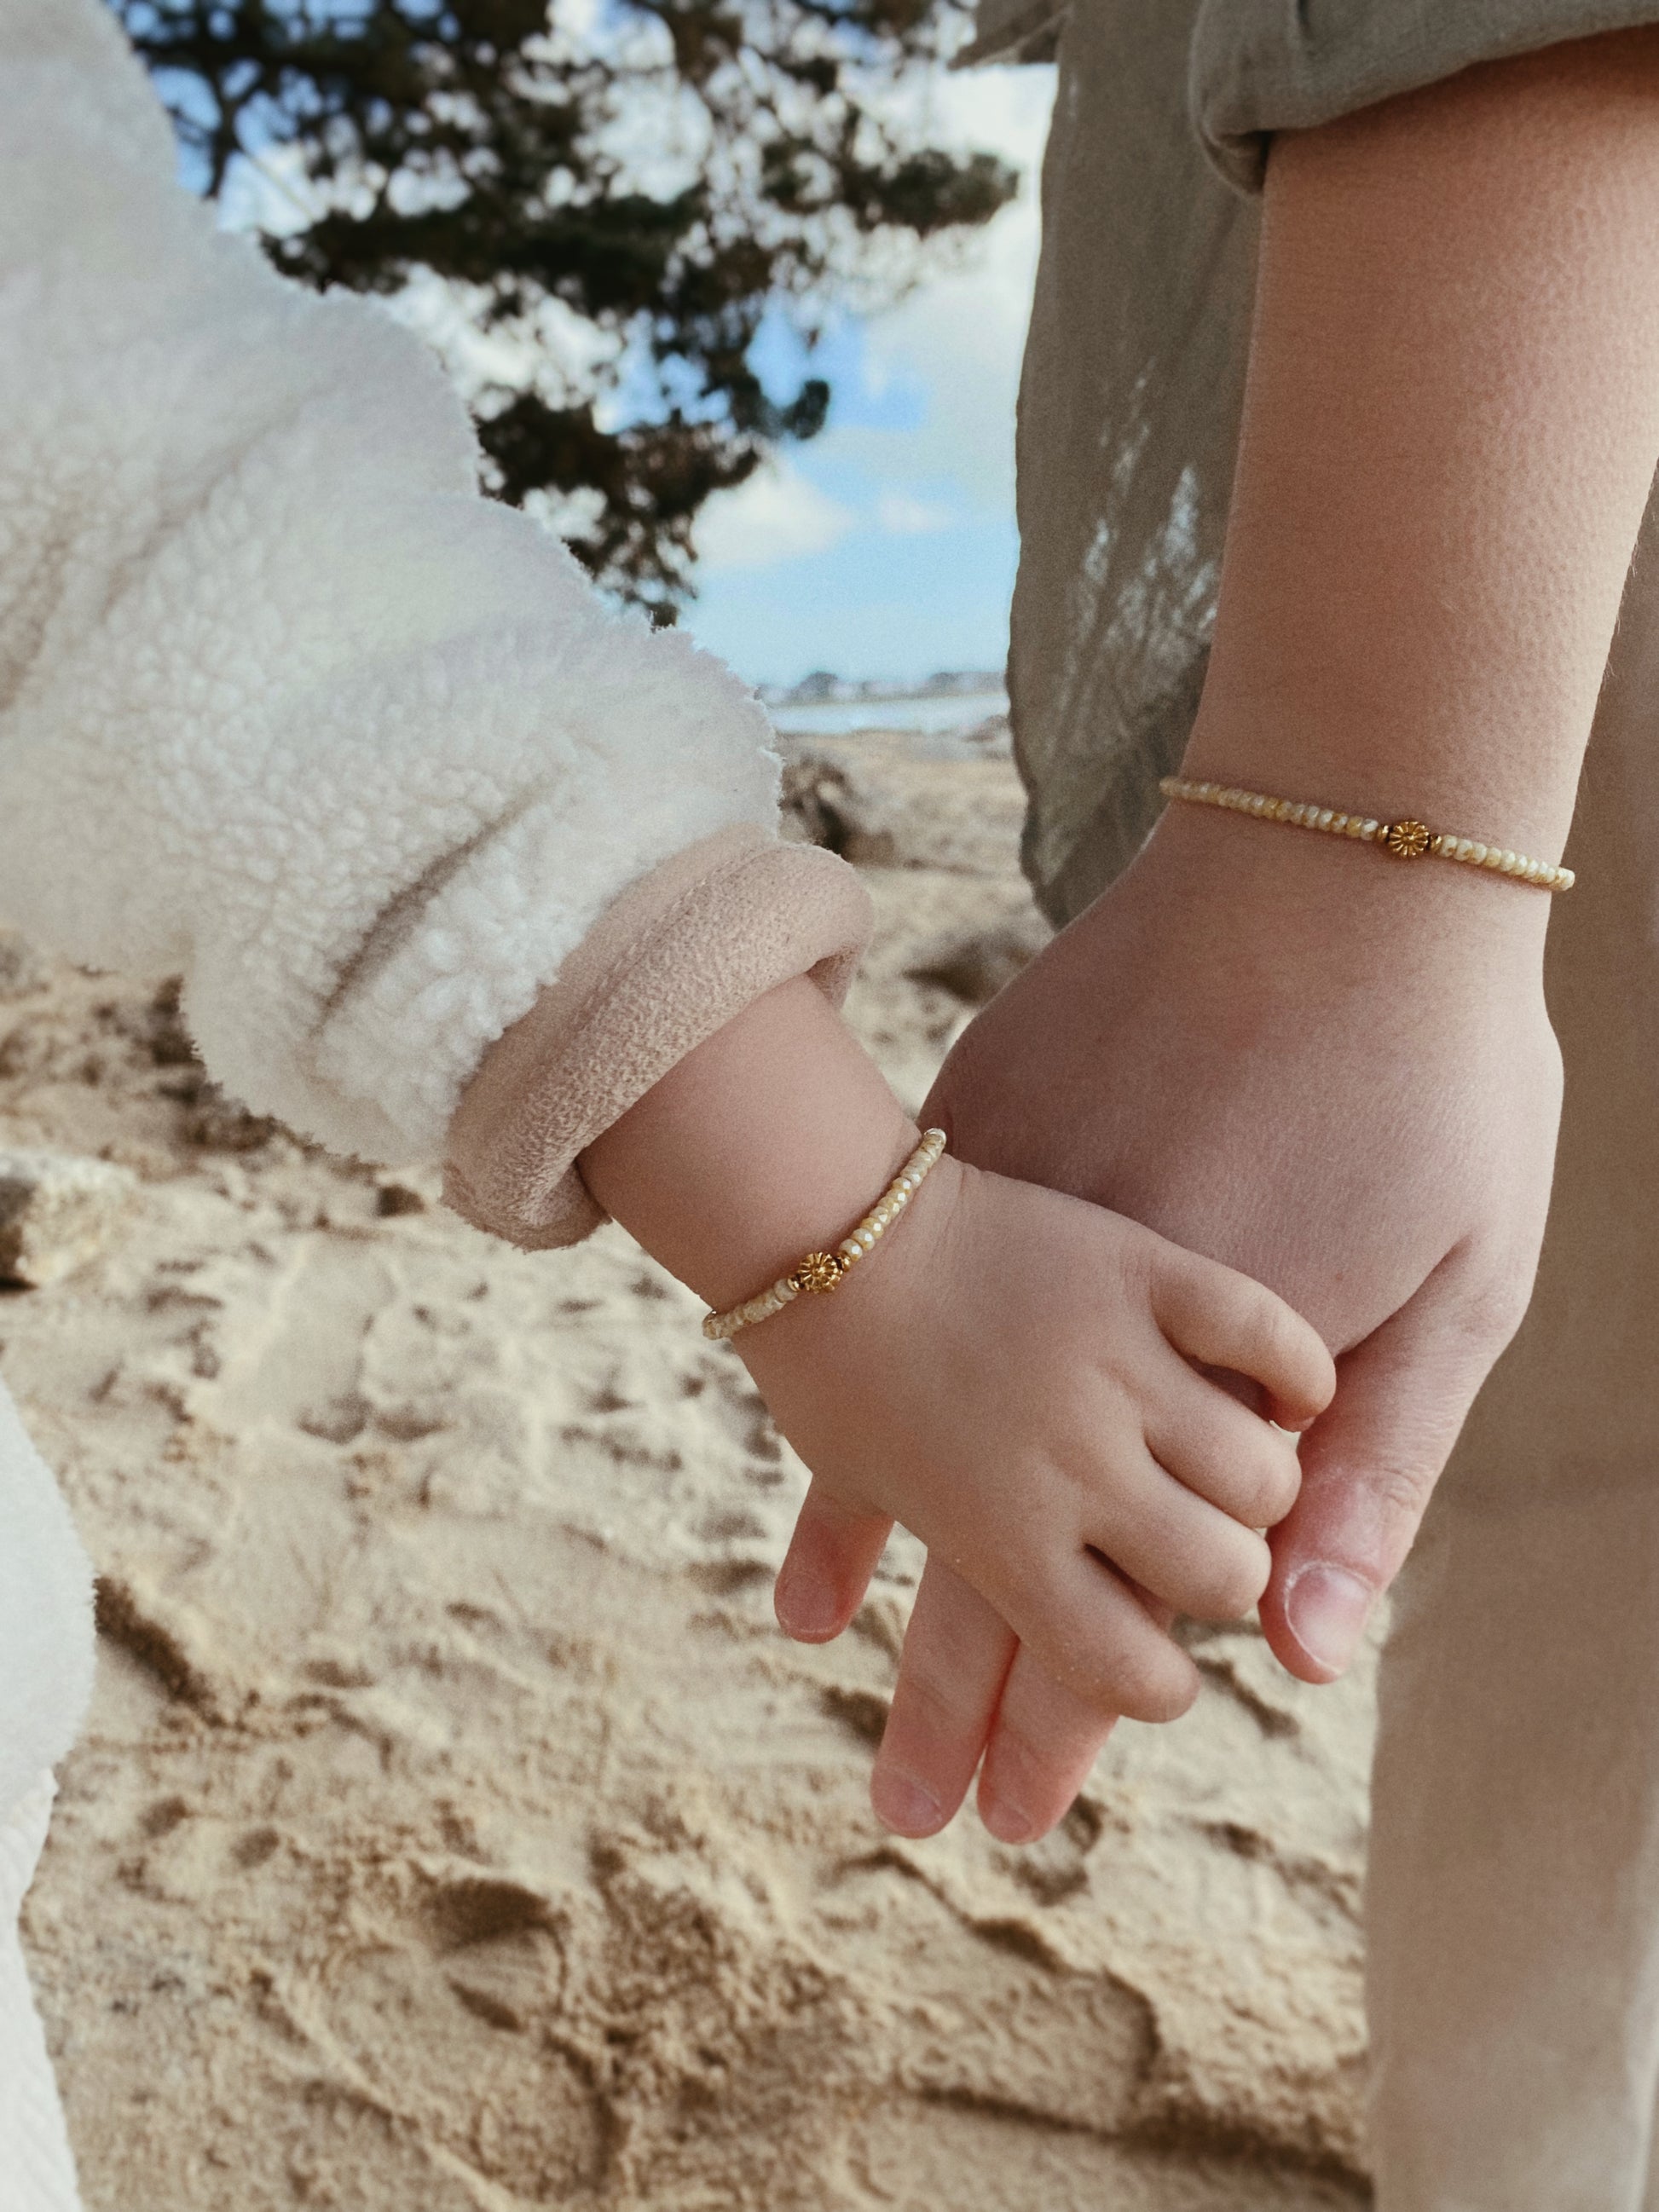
[1454,1268,1535,1354]
[1117,1647,1201,1725]
[1054,1641,1129,1722]
[1248,1435,1303,1527]
[893,1654,970,1738]
[1187,1533,1271,1625]
[1237,1284,1293,1371]
[1363,1456,1441,1529]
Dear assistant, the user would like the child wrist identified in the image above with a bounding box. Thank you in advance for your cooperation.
[704,1129,947,1342]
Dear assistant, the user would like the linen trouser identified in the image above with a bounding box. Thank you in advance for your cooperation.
[1362,499,1659,2208]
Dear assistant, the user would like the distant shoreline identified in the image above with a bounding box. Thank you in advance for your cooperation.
[759,671,1004,710]
[765,690,1008,740]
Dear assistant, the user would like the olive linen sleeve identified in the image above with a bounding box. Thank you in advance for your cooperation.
[1194,0,1659,191]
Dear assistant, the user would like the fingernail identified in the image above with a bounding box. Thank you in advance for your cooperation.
[982,1795,1036,1845]
[1285,1563,1373,1679]
[775,1569,841,1642]
[872,1771,943,1835]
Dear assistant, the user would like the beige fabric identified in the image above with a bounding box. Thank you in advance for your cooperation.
[1364,497,1659,2208]
[444,827,873,1250]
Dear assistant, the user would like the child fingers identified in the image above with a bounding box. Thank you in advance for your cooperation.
[1020,1551,1199,1725]
[1153,1254,1335,1427]
[976,1645,1116,1846]
[1145,1379,1304,1530]
[870,1556,1017,1838]
[1078,1447,1274,1626]
[775,1478,893,1643]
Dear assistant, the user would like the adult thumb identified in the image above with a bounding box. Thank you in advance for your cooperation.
[1258,1268,1516,1684]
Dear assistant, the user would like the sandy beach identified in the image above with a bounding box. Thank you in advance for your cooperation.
[4,728,1378,2209]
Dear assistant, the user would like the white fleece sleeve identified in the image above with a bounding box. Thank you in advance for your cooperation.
[0,0,783,1163]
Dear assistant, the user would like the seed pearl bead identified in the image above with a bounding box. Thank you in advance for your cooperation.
[705,1127,950,1341]
[1157,777,1571,894]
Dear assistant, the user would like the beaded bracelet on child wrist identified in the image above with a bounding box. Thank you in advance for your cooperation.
[703,1128,947,1343]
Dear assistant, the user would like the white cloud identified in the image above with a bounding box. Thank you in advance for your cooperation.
[810,66,1055,517]
[875,488,956,534]
[696,460,857,570]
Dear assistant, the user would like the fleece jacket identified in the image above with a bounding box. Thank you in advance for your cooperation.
[0,32,875,2177]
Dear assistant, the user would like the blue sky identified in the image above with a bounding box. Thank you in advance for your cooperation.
[681,66,1056,691]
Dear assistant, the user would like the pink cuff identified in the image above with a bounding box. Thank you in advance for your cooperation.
[442,825,874,1250]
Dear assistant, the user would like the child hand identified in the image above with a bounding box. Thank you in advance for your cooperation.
[579,975,1333,1834]
[749,1150,1332,1731]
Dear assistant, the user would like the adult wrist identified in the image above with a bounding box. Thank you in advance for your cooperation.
[1180,692,1582,873]
[1133,782,1555,969]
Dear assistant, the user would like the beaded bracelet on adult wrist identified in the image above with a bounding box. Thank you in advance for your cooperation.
[1159,777,1574,892]
[702,1128,947,1343]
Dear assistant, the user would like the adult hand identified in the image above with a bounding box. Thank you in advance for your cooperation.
[777,798,1562,1844]
[930,799,1562,1687]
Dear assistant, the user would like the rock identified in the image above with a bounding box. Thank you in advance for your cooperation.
[905,911,1052,1005]
[0,1148,140,1287]
[779,756,898,865]
[375,1181,429,1218]
[181,1083,277,1153]
[0,927,47,1001]
[780,735,1028,875]
[962,713,1013,753]
[142,977,199,1067]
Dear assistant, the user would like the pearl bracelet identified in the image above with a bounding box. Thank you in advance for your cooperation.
[1159,777,1574,892]
[702,1128,947,1343]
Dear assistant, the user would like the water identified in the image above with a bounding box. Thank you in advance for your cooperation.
[766,691,1008,739]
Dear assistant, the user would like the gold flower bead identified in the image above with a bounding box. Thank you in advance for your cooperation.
[790,1251,844,1296]
[1383,818,1432,859]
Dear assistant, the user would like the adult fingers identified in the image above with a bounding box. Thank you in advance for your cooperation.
[871,1557,1016,1836]
[1153,1251,1337,1429]
[1145,1372,1304,1529]
[977,1644,1117,1845]
[774,1477,893,1643]
[1260,1258,1523,1683]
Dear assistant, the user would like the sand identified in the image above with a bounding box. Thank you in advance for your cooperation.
[3,730,1377,2209]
